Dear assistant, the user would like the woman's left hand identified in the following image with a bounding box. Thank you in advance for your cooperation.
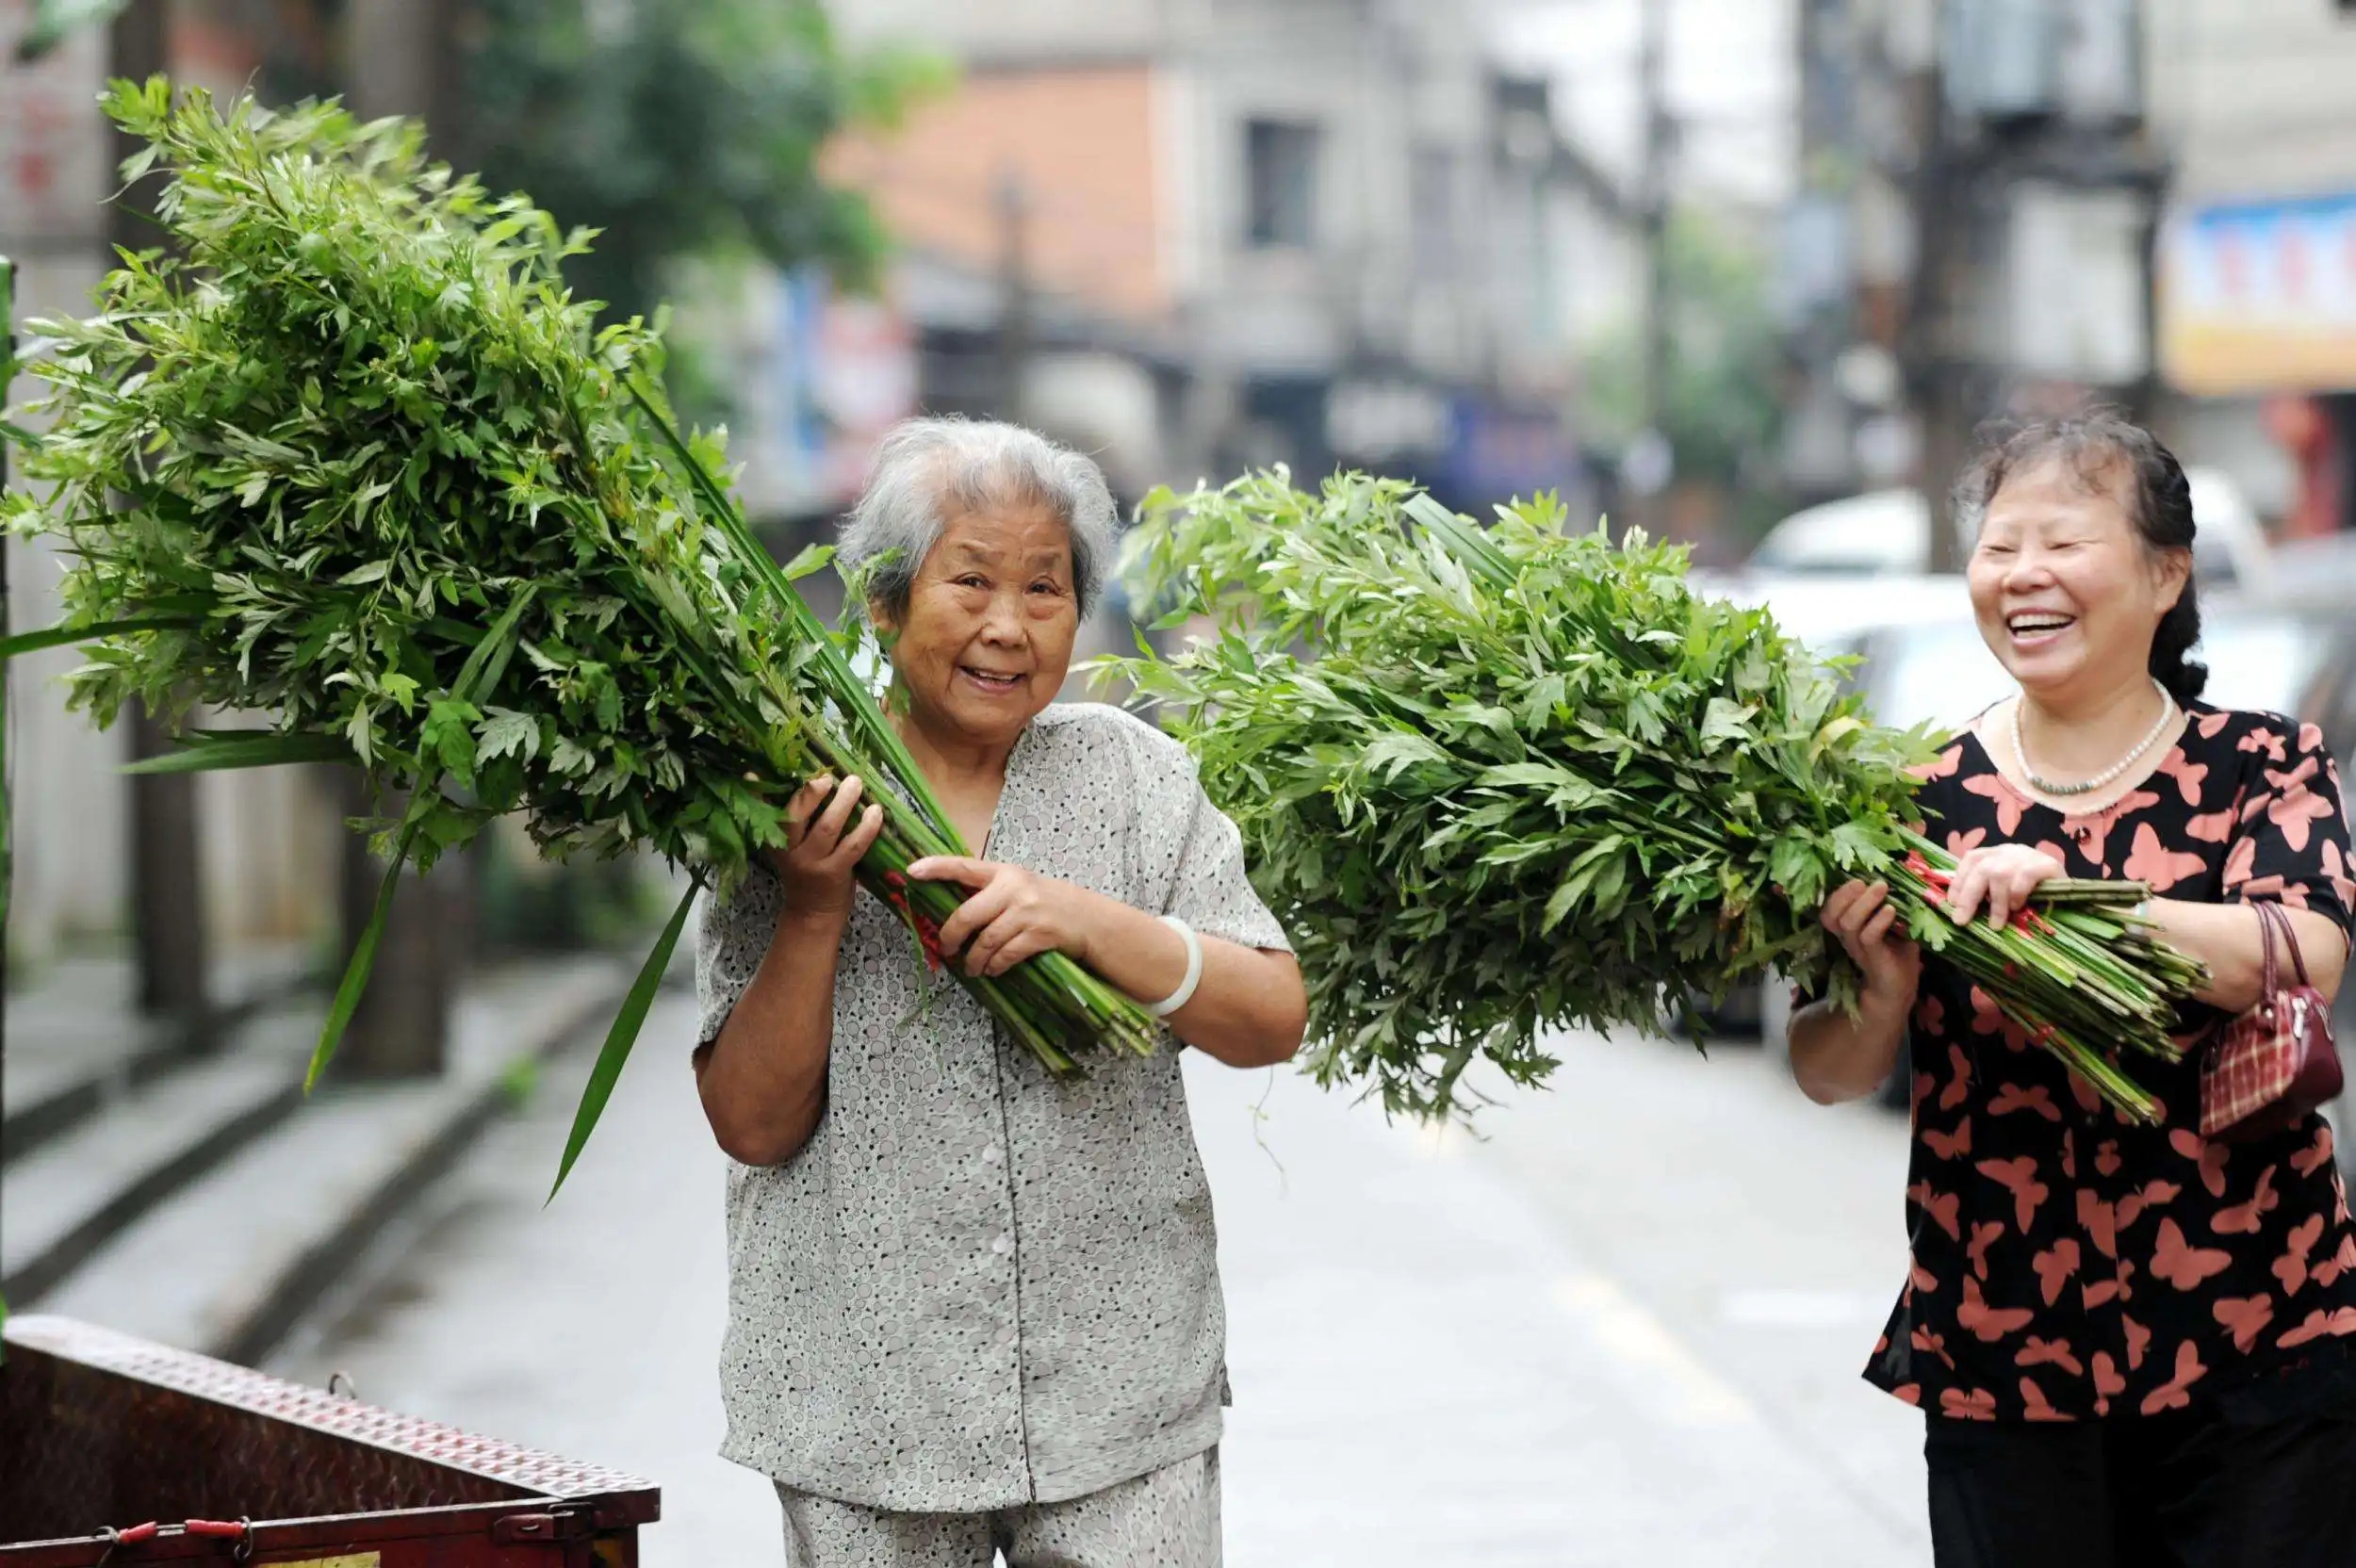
[908,857,1104,977]
[1943,844,2065,928]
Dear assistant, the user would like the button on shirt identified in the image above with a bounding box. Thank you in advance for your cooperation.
[694,703,1291,1512]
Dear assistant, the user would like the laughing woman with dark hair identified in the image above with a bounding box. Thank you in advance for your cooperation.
[1788,412,2356,1567]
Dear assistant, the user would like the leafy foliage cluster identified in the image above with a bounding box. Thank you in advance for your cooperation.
[17,84,794,876]
[1109,471,1929,1118]
[4,83,1148,1184]
[1109,472,2201,1122]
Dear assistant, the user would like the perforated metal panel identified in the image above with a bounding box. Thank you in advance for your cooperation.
[1,1315,657,1558]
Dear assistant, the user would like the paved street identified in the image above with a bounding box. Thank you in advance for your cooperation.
[279,995,1932,1565]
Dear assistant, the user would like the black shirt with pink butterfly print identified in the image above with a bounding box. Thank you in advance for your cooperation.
[1870,705,2356,1425]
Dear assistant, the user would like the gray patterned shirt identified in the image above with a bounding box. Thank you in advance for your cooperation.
[694,702,1291,1512]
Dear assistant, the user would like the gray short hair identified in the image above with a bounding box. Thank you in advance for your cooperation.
[840,416,1120,620]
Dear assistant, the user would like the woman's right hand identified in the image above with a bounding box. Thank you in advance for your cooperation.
[768,775,886,923]
[1820,879,1923,1015]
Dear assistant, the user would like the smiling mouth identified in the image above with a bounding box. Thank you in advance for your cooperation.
[959,665,1026,693]
[2005,612,2076,638]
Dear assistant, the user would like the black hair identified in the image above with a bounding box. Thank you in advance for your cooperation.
[1951,407,2206,705]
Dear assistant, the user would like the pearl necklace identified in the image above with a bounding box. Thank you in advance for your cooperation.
[2010,678,2177,798]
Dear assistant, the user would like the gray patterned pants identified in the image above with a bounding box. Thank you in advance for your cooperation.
[777,1448,1220,1568]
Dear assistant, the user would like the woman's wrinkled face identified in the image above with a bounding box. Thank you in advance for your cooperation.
[877,498,1079,750]
[1967,456,2187,703]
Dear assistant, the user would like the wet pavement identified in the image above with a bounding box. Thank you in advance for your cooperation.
[278,993,1932,1565]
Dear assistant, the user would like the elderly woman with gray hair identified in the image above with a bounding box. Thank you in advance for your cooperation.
[693,416,1307,1567]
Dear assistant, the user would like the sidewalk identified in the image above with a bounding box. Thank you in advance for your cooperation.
[3,951,632,1364]
[4,945,315,1160]
[278,1000,1930,1567]
[1200,1039,1925,1567]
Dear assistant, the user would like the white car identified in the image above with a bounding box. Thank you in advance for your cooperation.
[1859,602,2329,738]
[1708,571,1972,663]
[1747,471,2275,596]
[2259,533,2356,618]
[1737,584,2329,1092]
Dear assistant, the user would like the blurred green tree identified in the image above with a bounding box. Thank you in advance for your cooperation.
[1581,207,1788,536]
[18,0,943,328]
[454,0,946,326]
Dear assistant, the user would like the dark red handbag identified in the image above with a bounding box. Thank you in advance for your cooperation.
[2201,901,2344,1143]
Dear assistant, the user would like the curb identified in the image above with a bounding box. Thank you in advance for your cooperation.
[210,970,634,1367]
[2,976,312,1169]
[1,1078,305,1307]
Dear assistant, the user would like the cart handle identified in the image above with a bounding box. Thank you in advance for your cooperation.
[99,1518,252,1559]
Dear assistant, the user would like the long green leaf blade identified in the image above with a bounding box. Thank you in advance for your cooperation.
[122,730,351,774]
[304,820,421,1091]
[450,584,538,703]
[0,614,202,661]
[622,378,966,847]
[548,876,700,1200]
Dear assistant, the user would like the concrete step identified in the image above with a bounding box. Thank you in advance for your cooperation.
[0,1005,316,1304]
[4,948,317,1168]
[31,956,633,1364]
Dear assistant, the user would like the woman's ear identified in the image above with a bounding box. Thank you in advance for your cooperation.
[2153,546,2192,615]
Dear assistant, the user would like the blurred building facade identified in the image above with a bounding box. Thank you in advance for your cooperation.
[782,0,1630,521]
[5,0,466,1080]
[2146,0,2356,538]
[1780,0,2160,543]
[1778,0,2356,547]
[3,0,350,978]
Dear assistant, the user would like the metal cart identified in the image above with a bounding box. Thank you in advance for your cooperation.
[1,1315,658,1565]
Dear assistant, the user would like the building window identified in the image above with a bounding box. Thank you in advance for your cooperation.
[1245,119,1319,249]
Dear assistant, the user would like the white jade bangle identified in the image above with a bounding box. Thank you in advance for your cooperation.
[1144,915,1203,1019]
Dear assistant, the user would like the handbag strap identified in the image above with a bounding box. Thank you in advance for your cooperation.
[2253,899,2282,999]
[2261,901,2312,988]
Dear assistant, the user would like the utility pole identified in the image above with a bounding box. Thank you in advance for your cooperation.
[346,0,464,153]
[332,0,458,1079]
[994,168,1033,424]
[1903,4,1971,576]
[111,0,214,1035]
[1639,0,1670,439]
[1625,0,1677,531]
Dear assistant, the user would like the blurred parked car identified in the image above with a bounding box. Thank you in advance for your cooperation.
[1747,471,2275,596]
[1819,602,2335,1107]
[2263,533,2356,618]
[1857,599,2330,739]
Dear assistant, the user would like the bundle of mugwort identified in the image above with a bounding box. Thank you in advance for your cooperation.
[0,83,1152,1190]
[1104,470,2208,1122]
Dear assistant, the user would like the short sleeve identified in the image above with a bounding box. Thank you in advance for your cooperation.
[2224,718,2356,936]
[1164,781,1293,953]
[1096,707,1289,953]
[694,866,784,1047]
